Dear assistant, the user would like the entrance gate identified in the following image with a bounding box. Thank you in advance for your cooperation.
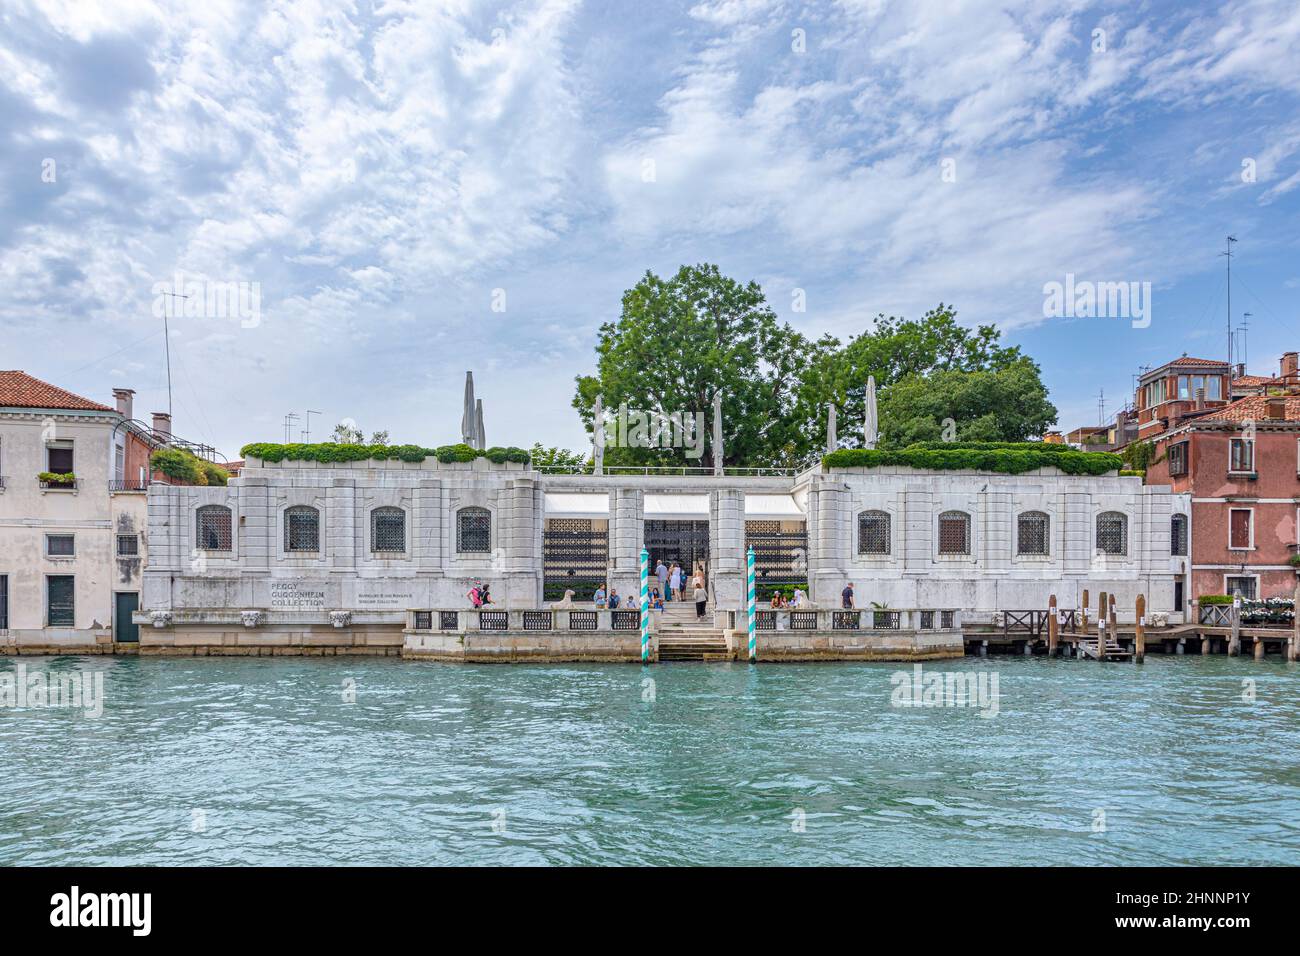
[543,519,609,601]
[744,520,808,601]
[644,520,710,582]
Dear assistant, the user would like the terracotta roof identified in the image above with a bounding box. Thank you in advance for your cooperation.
[1192,395,1300,424]
[0,371,115,412]
[1232,375,1274,387]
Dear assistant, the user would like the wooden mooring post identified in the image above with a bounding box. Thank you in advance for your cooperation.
[1096,590,1108,660]
[1293,581,1300,663]
[1048,594,1059,657]
[1081,589,1089,634]
[1134,595,1145,663]
[1228,596,1241,657]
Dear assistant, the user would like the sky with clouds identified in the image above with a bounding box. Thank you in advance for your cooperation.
[1,0,1298,459]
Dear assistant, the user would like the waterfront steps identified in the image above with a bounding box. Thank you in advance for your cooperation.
[656,604,729,661]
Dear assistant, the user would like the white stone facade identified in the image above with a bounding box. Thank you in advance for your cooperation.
[142,455,1188,633]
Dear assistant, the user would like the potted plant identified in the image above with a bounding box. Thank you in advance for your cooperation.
[38,471,76,489]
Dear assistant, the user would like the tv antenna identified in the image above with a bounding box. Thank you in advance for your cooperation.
[302,409,322,443]
[1237,313,1252,371]
[1097,388,1106,427]
[1221,236,1237,369]
[158,291,188,419]
[283,412,300,443]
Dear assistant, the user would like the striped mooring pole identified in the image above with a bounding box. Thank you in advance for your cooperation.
[640,548,650,663]
[747,546,757,662]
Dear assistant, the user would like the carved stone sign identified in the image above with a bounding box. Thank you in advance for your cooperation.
[269,580,327,608]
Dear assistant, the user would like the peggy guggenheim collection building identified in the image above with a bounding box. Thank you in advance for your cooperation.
[134,394,1190,660]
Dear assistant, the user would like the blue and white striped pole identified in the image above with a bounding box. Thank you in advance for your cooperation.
[747,546,756,662]
[640,548,650,663]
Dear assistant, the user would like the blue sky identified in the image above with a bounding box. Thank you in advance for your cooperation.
[1,0,1298,459]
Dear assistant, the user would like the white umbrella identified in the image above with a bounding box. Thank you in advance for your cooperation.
[475,399,486,450]
[461,372,476,447]
[826,403,838,454]
[864,375,878,450]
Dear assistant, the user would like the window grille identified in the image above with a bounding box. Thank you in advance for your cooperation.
[833,611,860,630]
[612,610,639,630]
[756,610,775,630]
[285,506,320,552]
[46,534,75,557]
[117,534,139,557]
[938,511,970,555]
[439,611,459,630]
[790,611,817,630]
[457,507,491,553]
[1096,512,1127,556]
[371,507,406,553]
[197,506,233,551]
[413,611,432,630]
[1017,512,1049,556]
[872,610,901,629]
[1170,514,1188,556]
[919,610,935,629]
[940,610,956,629]
[858,511,890,555]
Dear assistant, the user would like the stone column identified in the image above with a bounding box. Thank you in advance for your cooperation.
[983,490,1012,572]
[608,486,644,600]
[710,488,744,610]
[808,475,848,605]
[902,488,933,573]
[504,477,542,605]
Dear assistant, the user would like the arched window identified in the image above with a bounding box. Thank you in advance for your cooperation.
[1016,511,1049,556]
[457,507,491,553]
[1096,511,1128,556]
[858,510,890,555]
[285,505,321,553]
[1170,514,1188,556]
[938,511,970,555]
[196,505,233,551]
[371,507,406,553]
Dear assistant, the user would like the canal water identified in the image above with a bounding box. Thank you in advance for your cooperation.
[1,656,1297,866]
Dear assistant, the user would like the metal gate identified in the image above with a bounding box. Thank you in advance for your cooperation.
[543,519,609,601]
[643,520,710,580]
[744,520,807,601]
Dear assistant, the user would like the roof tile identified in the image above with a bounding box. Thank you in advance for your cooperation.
[0,371,115,412]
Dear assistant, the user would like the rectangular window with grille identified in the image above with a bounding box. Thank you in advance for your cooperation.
[1229,509,1252,549]
[1096,513,1127,555]
[938,514,969,555]
[47,575,74,626]
[285,508,320,552]
[857,512,890,555]
[197,507,233,551]
[1016,513,1049,555]
[45,534,75,557]
[0,575,8,630]
[1225,576,1256,600]
[1170,515,1188,556]
[371,509,406,553]
[457,509,491,553]
[117,534,139,557]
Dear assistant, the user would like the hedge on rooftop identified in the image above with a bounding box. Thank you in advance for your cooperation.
[239,441,531,465]
[822,441,1122,476]
[151,447,230,485]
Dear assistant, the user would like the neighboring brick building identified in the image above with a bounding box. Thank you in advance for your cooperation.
[1144,371,1300,603]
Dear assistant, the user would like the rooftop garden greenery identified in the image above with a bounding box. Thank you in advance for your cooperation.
[151,447,230,486]
[239,442,532,465]
[822,441,1123,476]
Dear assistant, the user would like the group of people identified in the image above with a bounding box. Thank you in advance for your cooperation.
[466,581,493,607]
[589,559,709,617]
[768,588,810,609]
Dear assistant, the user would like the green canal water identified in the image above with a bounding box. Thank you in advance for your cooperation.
[1,655,1297,866]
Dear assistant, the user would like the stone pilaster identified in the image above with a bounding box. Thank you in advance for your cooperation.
[902,488,933,573]
[239,476,270,572]
[328,478,357,571]
[414,478,443,569]
[983,490,1012,571]
[808,475,848,604]
[711,488,744,608]
[608,486,644,599]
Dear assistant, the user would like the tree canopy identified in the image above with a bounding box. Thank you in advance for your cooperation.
[573,267,1058,468]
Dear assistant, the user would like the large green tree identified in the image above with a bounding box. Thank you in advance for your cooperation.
[572,263,810,470]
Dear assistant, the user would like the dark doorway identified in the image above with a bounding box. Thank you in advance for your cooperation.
[114,592,140,643]
[1174,580,1184,612]
[644,520,710,579]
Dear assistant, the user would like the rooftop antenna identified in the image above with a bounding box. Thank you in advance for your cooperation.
[283,412,300,443]
[158,291,188,419]
[302,409,321,443]
[1238,313,1252,371]
[1221,235,1237,369]
[1097,388,1106,427]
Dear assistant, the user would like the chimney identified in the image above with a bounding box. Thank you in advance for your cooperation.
[1267,397,1287,421]
[112,387,135,420]
[151,412,172,442]
[1235,363,1246,379]
[1194,387,1205,411]
[1282,352,1298,378]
